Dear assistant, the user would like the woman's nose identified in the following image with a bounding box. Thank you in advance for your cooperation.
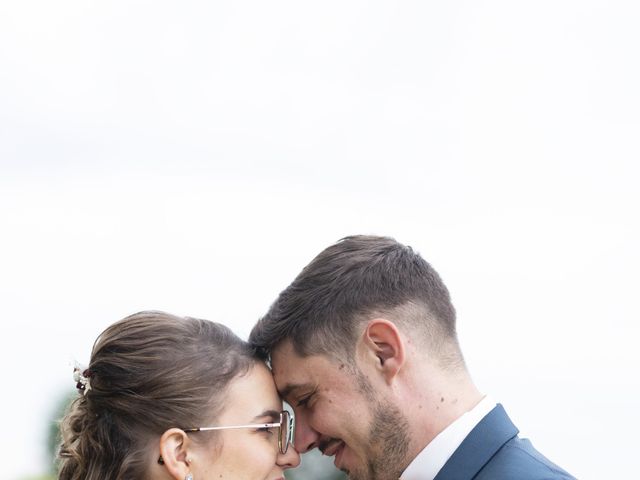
[277,445,301,469]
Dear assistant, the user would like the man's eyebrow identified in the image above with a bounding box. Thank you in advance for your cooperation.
[278,383,310,400]
[252,409,280,422]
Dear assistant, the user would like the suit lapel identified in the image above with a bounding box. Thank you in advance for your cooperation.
[433,404,519,480]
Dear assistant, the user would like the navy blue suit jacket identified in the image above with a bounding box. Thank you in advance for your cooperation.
[433,404,575,480]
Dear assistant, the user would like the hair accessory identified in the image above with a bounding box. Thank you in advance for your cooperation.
[72,361,92,395]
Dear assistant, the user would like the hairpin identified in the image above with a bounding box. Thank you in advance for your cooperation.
[72,361,92,395]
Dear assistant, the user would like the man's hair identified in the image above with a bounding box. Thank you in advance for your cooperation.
[250,235,460,363]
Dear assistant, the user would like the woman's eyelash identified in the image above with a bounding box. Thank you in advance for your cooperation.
[296,394,312,407]
[257,427,274,434]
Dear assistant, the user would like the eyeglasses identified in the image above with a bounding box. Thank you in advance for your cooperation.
[182,410,292,454]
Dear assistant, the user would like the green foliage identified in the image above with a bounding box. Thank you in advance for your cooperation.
[46,391,75,475]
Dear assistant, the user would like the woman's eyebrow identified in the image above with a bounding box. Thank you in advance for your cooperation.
[251,409,280,422]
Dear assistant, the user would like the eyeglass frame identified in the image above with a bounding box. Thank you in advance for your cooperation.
[161,410,292,457]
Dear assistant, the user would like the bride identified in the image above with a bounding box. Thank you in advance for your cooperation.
[57,311,300,480]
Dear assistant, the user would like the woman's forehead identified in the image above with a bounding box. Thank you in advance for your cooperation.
[220,363,282,419]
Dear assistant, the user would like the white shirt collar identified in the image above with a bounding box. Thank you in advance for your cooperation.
[401,396,496,480]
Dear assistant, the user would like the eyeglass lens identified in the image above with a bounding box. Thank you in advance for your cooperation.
[280,411,291,454]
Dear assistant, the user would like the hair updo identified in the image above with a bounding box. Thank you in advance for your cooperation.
[57,311,256,480]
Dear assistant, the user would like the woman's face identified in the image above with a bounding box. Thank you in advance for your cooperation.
[192,362,300,480]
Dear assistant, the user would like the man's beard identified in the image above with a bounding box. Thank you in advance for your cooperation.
[344,398,410,480]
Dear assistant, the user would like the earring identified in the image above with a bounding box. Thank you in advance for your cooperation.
[185,474,193,480]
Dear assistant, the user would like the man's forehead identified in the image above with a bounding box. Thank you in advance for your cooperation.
[270,341,327,393]
[270,340,305,377]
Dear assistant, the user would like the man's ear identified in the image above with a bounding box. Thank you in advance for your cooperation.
[158,428,192,480]
[358,319,405,385]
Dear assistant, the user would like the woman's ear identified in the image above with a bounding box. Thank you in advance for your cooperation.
[359,319,405,385]
[158,428,192,480]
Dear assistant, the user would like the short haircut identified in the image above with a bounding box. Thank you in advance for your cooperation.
[250,235,459,363]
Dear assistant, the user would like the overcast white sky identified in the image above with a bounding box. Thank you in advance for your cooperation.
[1,1,639,479]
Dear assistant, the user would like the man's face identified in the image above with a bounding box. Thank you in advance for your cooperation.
[271,341,409,480]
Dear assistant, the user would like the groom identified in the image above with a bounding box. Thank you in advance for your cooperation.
[250,235,575,480]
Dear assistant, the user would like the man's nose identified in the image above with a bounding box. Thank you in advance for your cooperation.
[293,412,320,453]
